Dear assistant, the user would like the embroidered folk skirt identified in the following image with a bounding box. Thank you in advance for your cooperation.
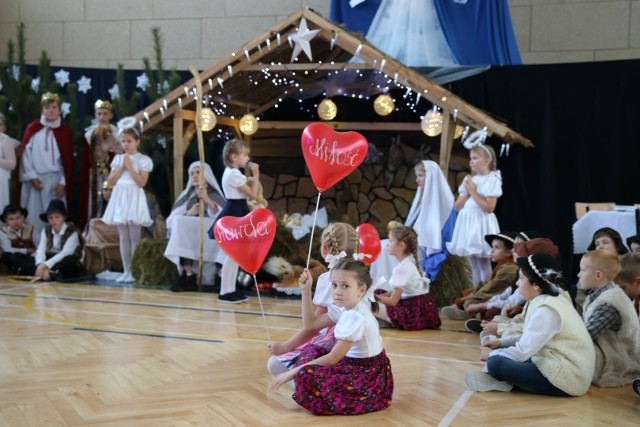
[292,344,394,415]
[386,293,441,331]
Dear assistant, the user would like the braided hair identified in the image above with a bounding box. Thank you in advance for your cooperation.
[389,225,424,277]
[320,222,359,257]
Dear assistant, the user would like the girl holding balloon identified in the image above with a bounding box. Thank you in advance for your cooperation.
[267,222,359,375]
[208,139,261,303]
[374,225,441,330]
[270,258,394,415]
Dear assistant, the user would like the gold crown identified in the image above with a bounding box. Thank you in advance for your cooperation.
[41,92,61,105]
[94,99,113,111]
[102,180,113,190]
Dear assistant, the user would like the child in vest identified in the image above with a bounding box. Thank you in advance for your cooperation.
[465,253,595,396]
[0,204,36,274]
[20,200,83,281]
[442,232,518,320]
[579,250,640,387]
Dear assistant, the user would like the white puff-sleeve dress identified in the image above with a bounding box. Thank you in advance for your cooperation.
[102,153,153,227]
[448,170,502,257]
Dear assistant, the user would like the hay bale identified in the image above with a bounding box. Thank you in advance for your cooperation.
[429,255,473,308]
[131,238,180,289]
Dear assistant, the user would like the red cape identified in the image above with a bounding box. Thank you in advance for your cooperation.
[16,119,75,213]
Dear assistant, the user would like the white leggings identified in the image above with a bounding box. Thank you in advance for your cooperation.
[117,224,142,274]
[220,256,239,296]
[468,255,492,288]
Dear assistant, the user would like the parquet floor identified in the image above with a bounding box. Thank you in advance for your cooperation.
[0,277,638,426]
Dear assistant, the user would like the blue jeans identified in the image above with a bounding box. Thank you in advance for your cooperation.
[487,355,570,397]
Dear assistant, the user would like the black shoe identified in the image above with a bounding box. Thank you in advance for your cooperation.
[170,273,187,292]
[465,318,483,333]
[212,275,221,293]
[183,274,198,292]
[49,270,62,282]
[218,291,247,304]
[633,378,640,396]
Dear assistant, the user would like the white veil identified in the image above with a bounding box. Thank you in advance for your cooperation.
[405,160,454,255]
[166,161,225,235]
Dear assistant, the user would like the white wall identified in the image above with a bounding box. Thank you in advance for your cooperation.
[0,0,639,69]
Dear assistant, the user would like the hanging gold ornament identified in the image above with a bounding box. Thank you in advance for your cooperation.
[373,94,394,116]
[421,109,443,137]
[239,113,259,135]
[454,124,464,139]
[200,108,216,132]
[317,99,337,120]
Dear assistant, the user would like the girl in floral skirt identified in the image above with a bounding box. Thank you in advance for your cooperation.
[270,258,394,415]
[267,222,359,375]
[374,225,441,330]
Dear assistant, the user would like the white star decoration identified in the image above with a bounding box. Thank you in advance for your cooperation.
[77,76,92,94]
[12,65,20,81]
[61,102,71,118]
[108,83,120,100]
[31,77,40,93]
[289,17,320,62]
[54,69,70,87]
[136,73,150,90]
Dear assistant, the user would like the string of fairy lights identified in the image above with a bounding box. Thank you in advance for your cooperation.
[139,16,470,143]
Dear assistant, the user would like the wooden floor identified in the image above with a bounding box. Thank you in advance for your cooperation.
[0,276,638,427]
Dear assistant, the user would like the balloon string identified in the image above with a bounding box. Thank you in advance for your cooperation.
[305,192,322,269]
[252,273,271,342]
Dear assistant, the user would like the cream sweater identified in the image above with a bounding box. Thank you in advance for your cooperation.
[583,284,640,387]
[527,294,595,396]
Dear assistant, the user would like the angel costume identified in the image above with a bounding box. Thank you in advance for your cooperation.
[0,132,19,211]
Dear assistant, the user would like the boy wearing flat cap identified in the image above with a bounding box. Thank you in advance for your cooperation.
[0,204,36,273]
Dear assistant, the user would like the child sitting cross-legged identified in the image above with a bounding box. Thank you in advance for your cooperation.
[579,250,640,387]
[442,232,518,321]
[0,204,37,273]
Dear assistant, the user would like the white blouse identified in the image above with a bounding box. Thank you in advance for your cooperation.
[389,257,429,298]
[221,167,247,199]
[328,300,383,358]
[312,272,332,307]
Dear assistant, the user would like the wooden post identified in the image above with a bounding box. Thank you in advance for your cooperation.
[439,109,455,175]
[172,114,184,203]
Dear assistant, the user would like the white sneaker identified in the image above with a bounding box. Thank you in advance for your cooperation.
[115,273,128,283]
[122,272,135,283]
[465,371,513,392]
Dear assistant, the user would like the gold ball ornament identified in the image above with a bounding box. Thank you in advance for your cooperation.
[239,113,259,136]
[373,94,394,116]
[317,99,337,121]
[421,110,443,137]
[200,108,217,132]
[454,124,464,139]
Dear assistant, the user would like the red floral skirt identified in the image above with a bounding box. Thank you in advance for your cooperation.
[379,291,442,330]
[292,344,394,415]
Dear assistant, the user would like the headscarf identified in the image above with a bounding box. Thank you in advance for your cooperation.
[405,160,454,255]
[166,161,225,235]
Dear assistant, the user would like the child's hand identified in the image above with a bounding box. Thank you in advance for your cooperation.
[53,184,65,198]
[267,341,285,356]
[249,161,260,176]
[480,346,492,361]
[196,186,210,202]
[270,369,296,391]
[482,321,498,336]
[482,335,500,349]
[123,154,132,170]
[35,263,49,280]
[500,303,513,317]
[466,303,484,315]
[464,176,477,194]
[298,269,313,292]
[30,178,43,191]
[185,203,199,216]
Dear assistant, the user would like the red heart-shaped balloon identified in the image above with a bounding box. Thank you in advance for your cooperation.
[212,208,276,274]
[301,122,368,192]
[356,223,381,266]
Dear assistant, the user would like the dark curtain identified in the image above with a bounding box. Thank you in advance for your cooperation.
[434,0,522,65]
[329,0,383,35]
[449,59,640,278]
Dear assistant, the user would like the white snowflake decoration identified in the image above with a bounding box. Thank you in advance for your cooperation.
[156,136,167,149]
[136,73,149,90]
[12,65,20,81]
[108,83,120,100]
[60,102,71,118]
[54,69,70,87]
[31,77,40,93]
[77,76,92,94]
